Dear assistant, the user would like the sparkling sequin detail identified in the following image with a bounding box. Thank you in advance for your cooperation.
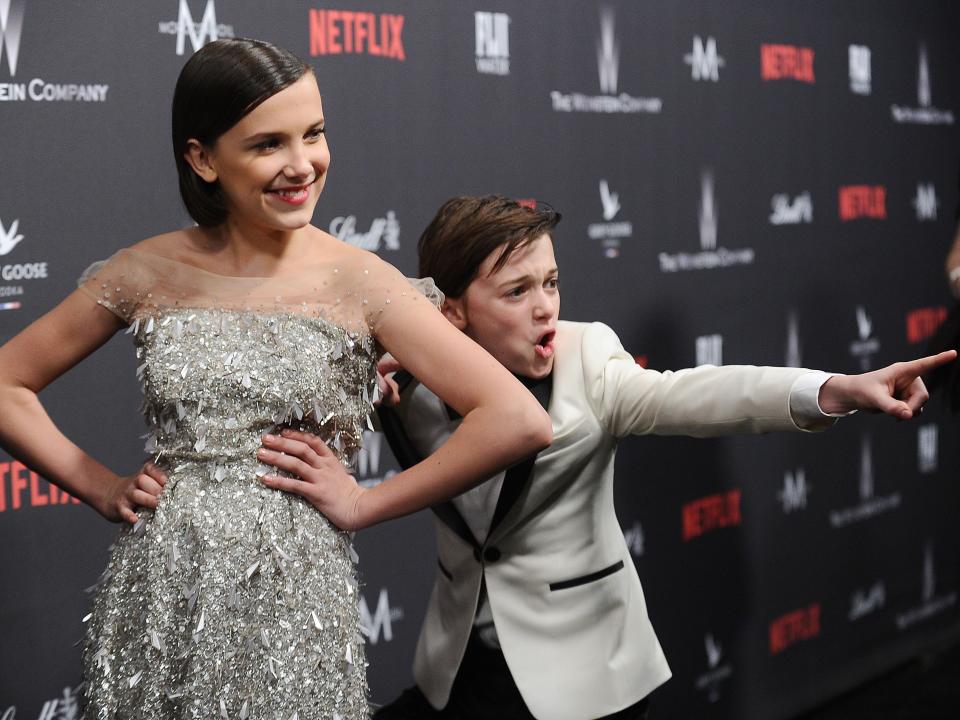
[79,307,377,717]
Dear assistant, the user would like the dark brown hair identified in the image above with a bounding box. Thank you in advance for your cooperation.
[418,195,561,298]
[172,38,312,227]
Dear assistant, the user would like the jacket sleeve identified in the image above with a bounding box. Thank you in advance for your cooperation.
[580,322,813,439]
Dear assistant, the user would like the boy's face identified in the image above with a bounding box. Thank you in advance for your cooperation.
[443,234,560,380]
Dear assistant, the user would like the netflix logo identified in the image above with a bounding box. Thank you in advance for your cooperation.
[839,185,886,221]
[309,9,405,61]
[761,44,815,83]
[906,307,947,344]
[0,460,80,512]
[682,489,741,541]
[769,603,821,654]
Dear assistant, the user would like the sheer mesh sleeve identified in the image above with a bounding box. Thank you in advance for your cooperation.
[76,249,157,325]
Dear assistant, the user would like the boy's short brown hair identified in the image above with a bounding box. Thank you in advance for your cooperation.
[418,195,561,298]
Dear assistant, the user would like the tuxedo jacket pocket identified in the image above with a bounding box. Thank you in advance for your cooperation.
[549,560,625,591]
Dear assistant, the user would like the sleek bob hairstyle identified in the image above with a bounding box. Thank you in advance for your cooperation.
[418,195,562,299]
[171,38,312,227]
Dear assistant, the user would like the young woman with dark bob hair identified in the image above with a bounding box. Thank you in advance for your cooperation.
[0,39,551,718]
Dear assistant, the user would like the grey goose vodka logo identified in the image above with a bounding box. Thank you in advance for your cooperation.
[891,44,954,125]
[0,0,109,102]
[550,7,661,114]
[659,169,755,272]
[587,180,633,258]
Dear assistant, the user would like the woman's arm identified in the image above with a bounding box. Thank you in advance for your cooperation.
[259,267,552,531]
[0,290,165,523]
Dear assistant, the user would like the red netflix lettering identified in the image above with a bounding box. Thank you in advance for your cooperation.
[839,185,886,221]
[769,603,821,654]
[0,460,80,512]
[682,489,742,540]
[309,9,406,61]
[761,44,815,83]
[906,307,947,344]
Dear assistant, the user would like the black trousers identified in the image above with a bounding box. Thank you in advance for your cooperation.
[374,630,651,720]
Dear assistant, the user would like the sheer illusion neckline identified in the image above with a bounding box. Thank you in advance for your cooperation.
[125,246,335,281]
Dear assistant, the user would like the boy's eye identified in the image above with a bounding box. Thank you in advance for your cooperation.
[508,287,525,298]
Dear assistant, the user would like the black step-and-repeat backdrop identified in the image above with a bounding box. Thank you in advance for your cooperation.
[2,1,959,718]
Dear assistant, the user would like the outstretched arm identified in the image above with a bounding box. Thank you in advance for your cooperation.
[0,290,166,523]
[818,350,956,419]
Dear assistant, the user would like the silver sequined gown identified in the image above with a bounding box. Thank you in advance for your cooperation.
[74,248,437,720]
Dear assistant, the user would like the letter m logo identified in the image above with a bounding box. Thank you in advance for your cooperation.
[177,0,218,56]
[359,588,395,646]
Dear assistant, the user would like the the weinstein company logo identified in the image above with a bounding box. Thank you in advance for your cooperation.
[158,0,234,56]
[359,587,404,645]
[695,334,723,367]
[330,211,400,252]
[785,311,802,367]
[778,468,809,513]
[849,306,879,370]
[769,191,813,225]
[695,633,732,703]
[913,183,939,221]
[309,9,405,61]
[684,36,724,82]
[829,434,901,528]
[848,45,871,95]
[622,520,644,557]
[659,170,755,273]
[839,185,886,221]
[849,582,885,621]
[761,44,815,83]
[353,431,398,488]
[550,8,661,114]
[0,0,108,102]
[475,11,509,76]
[682,489,741,541]
[917,424,938,474]
[896,542,957,630]
[769,603,820,654]
[587,180,633,258]
[891,45,954,125]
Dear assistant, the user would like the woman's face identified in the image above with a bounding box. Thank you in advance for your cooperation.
[198,73,329,232]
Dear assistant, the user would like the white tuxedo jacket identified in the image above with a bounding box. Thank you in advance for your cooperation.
[380,321,818,720]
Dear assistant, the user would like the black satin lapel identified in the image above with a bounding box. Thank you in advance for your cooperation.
[488,374,553,535]
[431,501,481,550]
[377,378,479,550]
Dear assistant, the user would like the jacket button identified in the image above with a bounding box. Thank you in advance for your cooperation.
[483,547,501,563]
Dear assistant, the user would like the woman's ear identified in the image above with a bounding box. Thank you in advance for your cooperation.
[441,297,468,331]
[183,139,218,183]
